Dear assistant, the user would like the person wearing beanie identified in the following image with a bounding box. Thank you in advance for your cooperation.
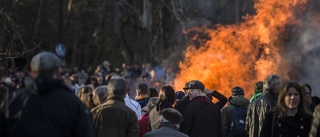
[179,80,222,137]
[143,108,188,137]
[0,51,94,137]
[221,86,250,137]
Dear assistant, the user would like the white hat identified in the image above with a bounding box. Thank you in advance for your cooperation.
[4,77,12,84]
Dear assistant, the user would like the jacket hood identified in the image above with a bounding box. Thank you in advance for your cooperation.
[230,96,250,107]
[192,96,211,104]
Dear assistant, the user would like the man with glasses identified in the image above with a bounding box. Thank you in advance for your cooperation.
[179,80,222,137]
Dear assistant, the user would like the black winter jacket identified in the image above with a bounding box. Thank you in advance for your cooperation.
[260,110,311,137]
[245,91,278,137]
[0,76,94,137]
[180,96,222,137]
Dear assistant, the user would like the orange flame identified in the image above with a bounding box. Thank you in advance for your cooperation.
[173,0,308,98]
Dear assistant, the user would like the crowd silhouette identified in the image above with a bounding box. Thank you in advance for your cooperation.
[0,51,320,137]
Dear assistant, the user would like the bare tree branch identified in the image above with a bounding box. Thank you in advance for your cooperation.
[120,0,140,16]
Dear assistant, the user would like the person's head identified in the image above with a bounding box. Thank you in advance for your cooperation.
[148,88,158,97]
[300,83,312,104]
[92,85,108,106]
[107,77,128,98]
[161,108,183,129]
[175,91,185,101]
[312,96,320,105]
[277,81,310,118]
[77,85,95,110]
[231,86,244,98]
[254,81,263,91]
[30,51,61,78]
[136,83,148,96]
[103,60,111,68]
[143,97,158,113]
[0,84,9,103]
[158,85,176,105]
[183,80,206,100]
[263,74,281,94]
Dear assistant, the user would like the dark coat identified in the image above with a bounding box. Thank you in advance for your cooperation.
[92,95,139,137]
[221,96,250,137]
[245,91,278,137]
[180,96,222,137]
[210,90,228,109]
[0,76,94,137]
[143,122,188,137]
[174,96,191,116]
[174,90,227,117]
[260,110,312,137]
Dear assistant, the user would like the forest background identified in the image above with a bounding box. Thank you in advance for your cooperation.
[0,0,254,73]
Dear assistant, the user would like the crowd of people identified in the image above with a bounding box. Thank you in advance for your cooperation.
[0,51,320,137]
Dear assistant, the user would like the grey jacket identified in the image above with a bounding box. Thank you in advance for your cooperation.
[143,122,188,137]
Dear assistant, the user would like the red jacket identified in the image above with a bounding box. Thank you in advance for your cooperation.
[139,113,149,137]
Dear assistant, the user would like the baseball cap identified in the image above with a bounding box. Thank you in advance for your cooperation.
[183,80,205,91]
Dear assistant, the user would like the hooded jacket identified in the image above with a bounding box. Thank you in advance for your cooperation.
[221,96,250,137]
[0,76,94,137]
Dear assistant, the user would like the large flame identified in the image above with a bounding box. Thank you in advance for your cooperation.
[173,0,309,98]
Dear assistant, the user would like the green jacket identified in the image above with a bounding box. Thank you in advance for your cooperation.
[250,90,263,103]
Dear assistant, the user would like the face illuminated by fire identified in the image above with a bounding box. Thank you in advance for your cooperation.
[186,88,201,100]
[284,87,300,110]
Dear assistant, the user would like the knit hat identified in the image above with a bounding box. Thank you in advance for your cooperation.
[232,86,244,96]
[161,108,183,124]
[183,80,205,91]
[30,51,61,71]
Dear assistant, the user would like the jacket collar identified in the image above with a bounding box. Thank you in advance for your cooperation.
[159,122,178,130]
[105,95,125,105]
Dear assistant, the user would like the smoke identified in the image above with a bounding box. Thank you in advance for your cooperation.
[288,5,320,96]
[171,0,320,98]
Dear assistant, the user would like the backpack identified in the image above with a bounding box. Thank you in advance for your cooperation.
[229,105,248,137]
